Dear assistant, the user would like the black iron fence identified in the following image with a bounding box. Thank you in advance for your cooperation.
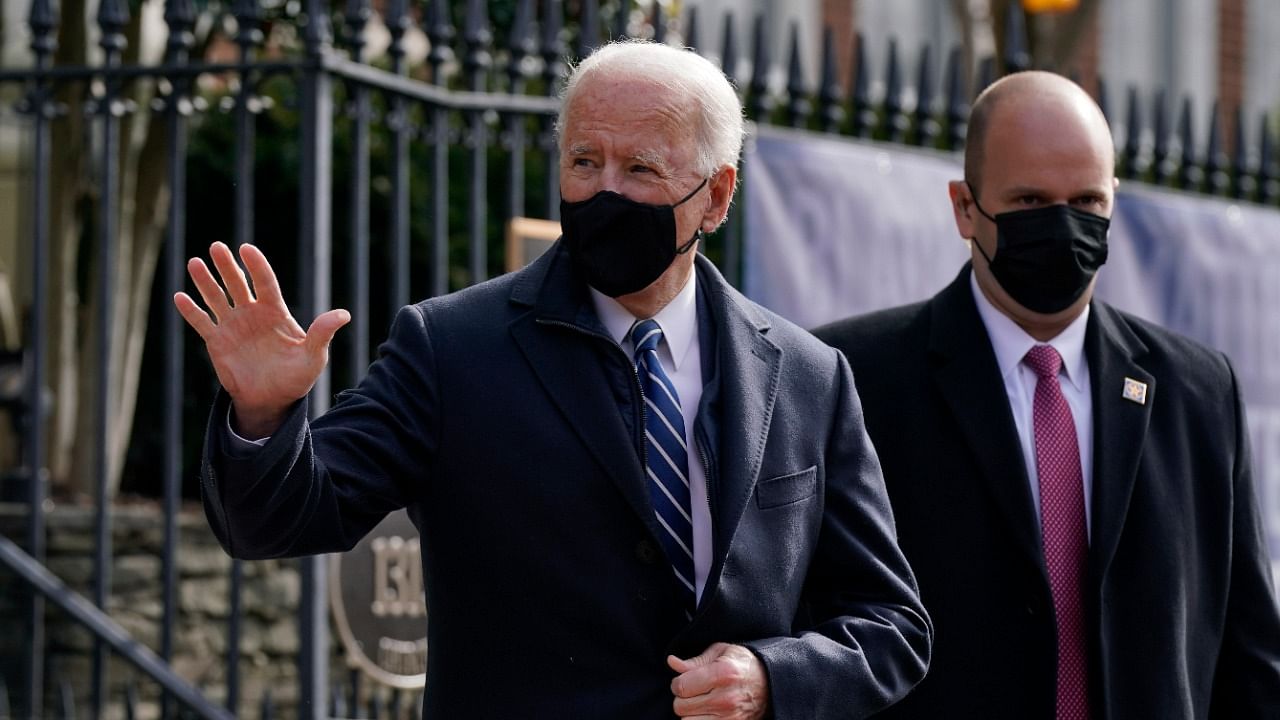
[0,0,1277,718]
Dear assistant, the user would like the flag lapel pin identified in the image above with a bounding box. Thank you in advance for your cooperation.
[1122,377,1148,405]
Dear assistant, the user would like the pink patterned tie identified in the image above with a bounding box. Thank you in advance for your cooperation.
[1024,345,1091,720]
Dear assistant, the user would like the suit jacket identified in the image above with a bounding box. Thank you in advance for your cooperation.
[202,242,931,719]
[813,265,1280,719]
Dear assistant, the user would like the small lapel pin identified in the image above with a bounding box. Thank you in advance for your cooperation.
[1122,377,1148,405]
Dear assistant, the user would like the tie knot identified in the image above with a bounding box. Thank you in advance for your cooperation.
[1024,344,1063,379]
[631,319,664,357]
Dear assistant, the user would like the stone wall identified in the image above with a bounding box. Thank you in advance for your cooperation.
[0,501,350,720]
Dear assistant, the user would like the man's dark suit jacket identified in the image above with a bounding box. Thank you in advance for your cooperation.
[814,265,1280,719]
[201,243,932,719]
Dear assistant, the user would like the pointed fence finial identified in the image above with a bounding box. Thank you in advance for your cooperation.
[1152,88,1174,184]
[652,0,666,44]
[1205,100,1230,195]
[97,0,130,55]
[1175,96,1201,190]
[747,14,772,121]
[817,26,845,134]
[576,0,600,59]
[462,0,493,86]
[28,0,59,58]
[944,45,968,151]
[164,0,197,57]
[427,0,457,83]
[1120,85,1143,179]
[975,55,996,96]
[613,0,630,40]
[302,0,332,55]
[386,0,411,72]
[684,5,700,52]
[785,22,810,128]
[1004,1,1030,74]
[1231,105,1256,200]
[507,0,536,85]
[540,0,566,93]
[344,0,372,60]
[884,38,908,143]
[850,33,874,138]
[720,13,740,89]
[1259,113,1279,204]
[915,44,940,148]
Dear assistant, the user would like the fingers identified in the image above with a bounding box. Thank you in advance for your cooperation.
[670,644,768,719]
[671,660,719,699]
[173,292,217,340]
[306,308,352,352]
[239,243,287,310]
[187,256,232,322]
[671,645,729,699]
[210,241,254,307]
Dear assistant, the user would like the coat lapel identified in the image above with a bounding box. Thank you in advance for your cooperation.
[507,242,662,542]
[696,256,782,585]
[1084,302,1154,584]
[929,267,1047,572]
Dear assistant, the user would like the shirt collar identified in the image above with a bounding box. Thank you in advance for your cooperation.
[590,268,698,372]
[969,270,1090,391]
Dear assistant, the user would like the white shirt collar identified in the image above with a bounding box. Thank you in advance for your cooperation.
[969,270,1090,391]
[590,268,698,372]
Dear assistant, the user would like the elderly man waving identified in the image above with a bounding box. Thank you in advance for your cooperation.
[176,40,930,719]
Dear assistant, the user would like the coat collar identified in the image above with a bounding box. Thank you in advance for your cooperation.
[928,264,1047,574]
[1082,300,1153,585]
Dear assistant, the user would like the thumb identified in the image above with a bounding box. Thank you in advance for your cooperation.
[306,308,351,352]
[668,643,725,674]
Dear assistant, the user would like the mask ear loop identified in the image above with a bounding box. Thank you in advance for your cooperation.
[964,181,998,266]
[674,176,711,207]
[673,175,712,255]
[965,181,999,223]
[676,229,703,255]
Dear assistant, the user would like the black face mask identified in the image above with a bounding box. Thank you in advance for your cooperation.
[560,178,708,298]
[968,186,1110,314]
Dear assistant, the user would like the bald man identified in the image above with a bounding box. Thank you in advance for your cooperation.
[814,71,1280,719]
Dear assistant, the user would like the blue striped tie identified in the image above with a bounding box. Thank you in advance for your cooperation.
[630,319,696,612]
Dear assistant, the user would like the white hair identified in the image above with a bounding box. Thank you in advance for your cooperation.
[556,39,746,177]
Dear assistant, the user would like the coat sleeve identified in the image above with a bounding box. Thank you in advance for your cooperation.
[201,304,439,560]
[744,350,932,719]
[1209,358,1280,717]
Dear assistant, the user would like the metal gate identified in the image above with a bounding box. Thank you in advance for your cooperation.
[0,0,1275,718]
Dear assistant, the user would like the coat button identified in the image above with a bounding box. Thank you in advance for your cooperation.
[635,539,660,565]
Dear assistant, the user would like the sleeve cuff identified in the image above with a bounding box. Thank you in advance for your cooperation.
[225,404,269,453]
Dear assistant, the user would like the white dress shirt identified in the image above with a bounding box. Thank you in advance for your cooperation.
[970,272,1094,539]
[590,270,713,603]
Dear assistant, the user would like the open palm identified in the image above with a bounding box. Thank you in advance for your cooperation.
[174,241,349,437]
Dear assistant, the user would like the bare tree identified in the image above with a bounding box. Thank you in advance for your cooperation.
[40,0,175,498]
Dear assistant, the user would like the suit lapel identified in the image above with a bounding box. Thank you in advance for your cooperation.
[1084,302,1153,584]
[697,257,782,585]
[507,243,662,542]
[929,267,1047,572]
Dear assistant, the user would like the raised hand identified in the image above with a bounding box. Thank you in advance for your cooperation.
[173,241,350,438]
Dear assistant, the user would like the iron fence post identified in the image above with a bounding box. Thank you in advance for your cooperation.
[299,0,334,716]
[23,0,58,711]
